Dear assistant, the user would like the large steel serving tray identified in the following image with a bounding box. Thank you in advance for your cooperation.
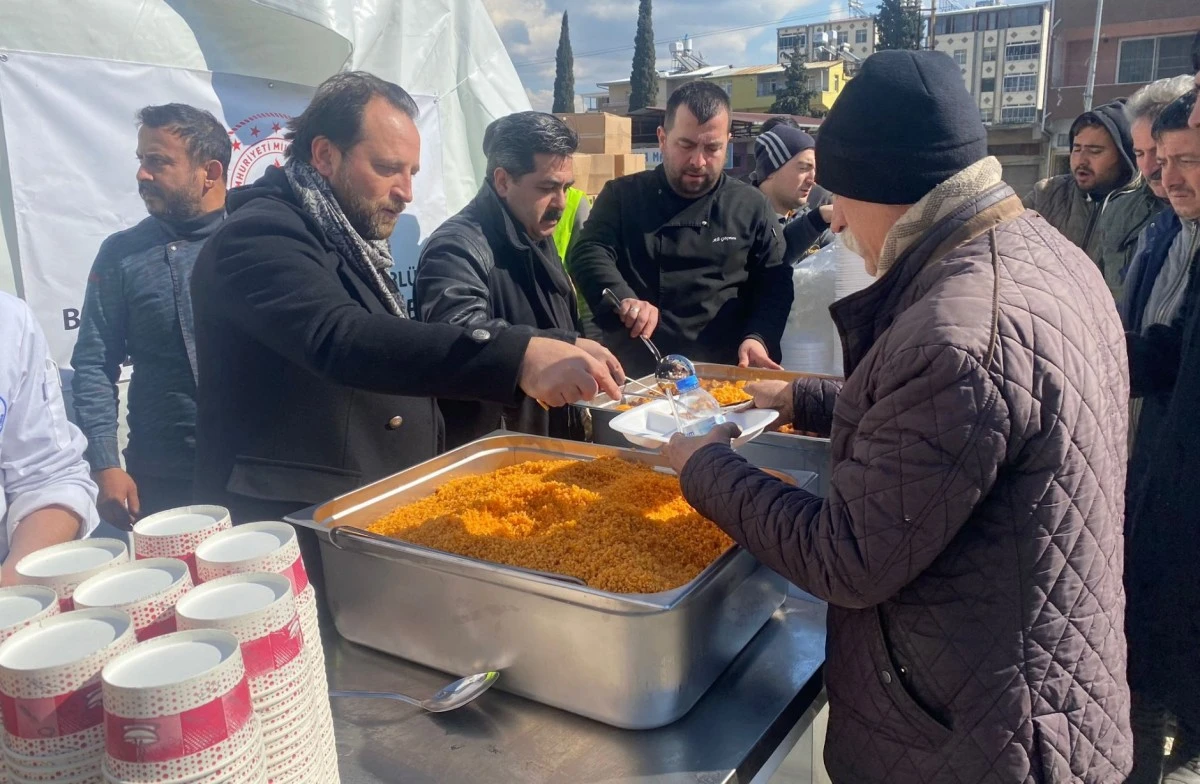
[286,435,791,730]
[575,363,837,495]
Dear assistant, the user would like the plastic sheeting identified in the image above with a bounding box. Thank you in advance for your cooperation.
[0,0,531,295]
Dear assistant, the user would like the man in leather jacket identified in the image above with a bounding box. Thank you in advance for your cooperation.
[414,112,619,446]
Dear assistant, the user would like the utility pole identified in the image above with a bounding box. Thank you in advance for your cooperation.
[928,0,937,51]
[1082,0,1103,112]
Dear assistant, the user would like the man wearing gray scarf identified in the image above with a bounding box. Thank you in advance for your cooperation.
[190,71,623,528]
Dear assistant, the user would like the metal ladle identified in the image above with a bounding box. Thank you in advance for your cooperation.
[600,288,663,364]
[329,671,499,713]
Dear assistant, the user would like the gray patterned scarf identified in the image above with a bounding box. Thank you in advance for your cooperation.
[284,158,407,317]
[876,156,1005,277]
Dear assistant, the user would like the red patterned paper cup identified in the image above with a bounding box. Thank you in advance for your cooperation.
[0,608,135,759]
[194,523,308,598]
[132,506,231,582]
[72,558,193,643]
[101,629,260,782]
[14,540,129,611]
[0,586,61,645]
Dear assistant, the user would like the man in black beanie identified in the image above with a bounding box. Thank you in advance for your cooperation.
[752,126,834,263]
[1026,100,1159,298]
[663,49,1132,784]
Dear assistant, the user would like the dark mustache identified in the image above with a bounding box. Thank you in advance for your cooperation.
[543,210,564,223]
[138,182,160,198]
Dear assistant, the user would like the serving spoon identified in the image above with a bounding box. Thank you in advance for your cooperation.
[329,671,499,713]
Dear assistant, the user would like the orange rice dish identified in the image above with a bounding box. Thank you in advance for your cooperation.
[699,380,753,406]
[366,457,732,594]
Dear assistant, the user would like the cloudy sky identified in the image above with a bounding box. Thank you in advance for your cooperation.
[480,0,885,111]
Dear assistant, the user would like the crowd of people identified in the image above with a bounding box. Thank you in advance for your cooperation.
[0,32,1198,784]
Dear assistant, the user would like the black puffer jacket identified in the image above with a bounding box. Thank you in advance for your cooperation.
[681,186,1132,783]
[414,183,580,447]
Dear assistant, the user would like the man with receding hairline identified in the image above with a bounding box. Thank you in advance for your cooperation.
[414,111,622,447]
[569,81,791,376]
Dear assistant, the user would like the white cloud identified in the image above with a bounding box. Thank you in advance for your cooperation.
[525,87,555,112]
[580,0,637,22]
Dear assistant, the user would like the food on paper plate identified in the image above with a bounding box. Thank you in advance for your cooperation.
[367,457,732,593]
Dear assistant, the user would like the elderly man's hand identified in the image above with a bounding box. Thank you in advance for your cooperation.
[665,422,742,475]
[745,380,794,429]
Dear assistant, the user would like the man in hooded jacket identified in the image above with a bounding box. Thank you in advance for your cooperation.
[1026,100,1160,298]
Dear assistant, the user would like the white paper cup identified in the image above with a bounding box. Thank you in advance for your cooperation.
[195,523,308,596]
[0,608,135,759]
[14,540,129,611]
[72,558,192,642]
[132,506,231,581]
[102,629,258,783]
[0,586,60,644]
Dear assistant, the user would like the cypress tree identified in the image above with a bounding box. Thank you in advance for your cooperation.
[552,12,576,114]
[876,0,922,51]
[628,0,658,112]
[769,52,817,117]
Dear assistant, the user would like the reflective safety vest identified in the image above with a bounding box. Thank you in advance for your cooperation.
[553,187,587,265]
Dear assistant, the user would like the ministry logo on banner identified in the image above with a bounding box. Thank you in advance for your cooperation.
[228,112,292,187]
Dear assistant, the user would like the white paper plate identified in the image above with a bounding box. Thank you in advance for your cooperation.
[608,400,779,450]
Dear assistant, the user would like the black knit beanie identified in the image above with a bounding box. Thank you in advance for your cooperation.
[1069,100,1136,184]
[755,126,816,184]
[816,50,989,205]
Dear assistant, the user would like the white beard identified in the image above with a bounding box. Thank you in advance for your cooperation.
[839,228,878,276]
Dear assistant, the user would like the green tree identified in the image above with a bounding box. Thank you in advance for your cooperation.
[769,53,817,117]
[875,0,923,51]
[552,11,576,114]
[628,0,657,112]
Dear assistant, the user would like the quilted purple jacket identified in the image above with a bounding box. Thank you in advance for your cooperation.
[681,185,1132,783]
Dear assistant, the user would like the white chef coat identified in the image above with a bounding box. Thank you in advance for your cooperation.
[0,292,99,563]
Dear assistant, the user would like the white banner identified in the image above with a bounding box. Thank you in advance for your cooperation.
[0,50,446,366]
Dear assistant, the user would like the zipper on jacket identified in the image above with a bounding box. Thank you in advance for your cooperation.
[1081,197,1101,252]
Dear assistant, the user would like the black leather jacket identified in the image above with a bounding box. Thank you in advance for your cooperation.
[415,183,580,447]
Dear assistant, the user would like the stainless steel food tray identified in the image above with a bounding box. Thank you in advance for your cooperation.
[574,363,836,494]
[286,434,790,729]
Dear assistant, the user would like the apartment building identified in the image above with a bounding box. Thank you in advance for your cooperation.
[587,60,850,116]
[1043,0,1200,176]
[930,1,1051,194]
[777,17,877,66]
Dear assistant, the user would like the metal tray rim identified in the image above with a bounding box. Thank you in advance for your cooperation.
[285,435,748,611]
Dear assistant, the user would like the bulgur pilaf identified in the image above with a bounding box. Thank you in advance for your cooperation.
[366,457,732,593]
[699,380,753,406]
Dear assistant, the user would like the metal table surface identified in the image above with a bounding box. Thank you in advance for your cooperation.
[321,587,827,784]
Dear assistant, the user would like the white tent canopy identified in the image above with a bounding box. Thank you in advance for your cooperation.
[0,0,530,337]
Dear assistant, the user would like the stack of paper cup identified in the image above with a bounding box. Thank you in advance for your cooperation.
[0,587,61,784]
[0,587,60,644]
[101,629,266,784]
[132,506,231,583]
[195,524,336,779]
[0,608,136,783]
[176,574,331,783]
[72,559,193,642]
[15,540,129,611]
